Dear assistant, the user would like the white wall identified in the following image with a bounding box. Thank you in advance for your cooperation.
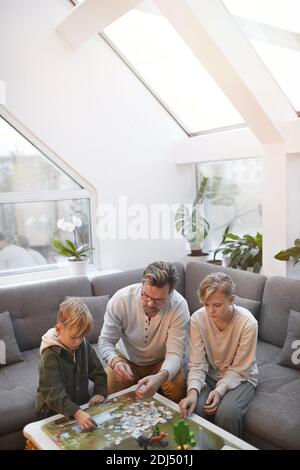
[0,0,194,271]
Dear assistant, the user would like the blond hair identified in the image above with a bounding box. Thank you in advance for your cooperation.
[143,261,178,291]
[57,298,92,336]
[198,272,235,304]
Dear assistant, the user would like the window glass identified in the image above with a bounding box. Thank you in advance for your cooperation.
[102,0,244,134]
[223,0,300,111]
[0,198,92,274]
[198,158,263,254]
[0,116,80,192]
[0,114,94,276]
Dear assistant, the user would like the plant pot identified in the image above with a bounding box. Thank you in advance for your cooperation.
[67,259,89,276]
[189,249,209,257]
[207,259,222,266]
[188,243,209,257]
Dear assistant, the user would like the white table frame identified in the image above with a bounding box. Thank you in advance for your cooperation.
[23,385,256,450]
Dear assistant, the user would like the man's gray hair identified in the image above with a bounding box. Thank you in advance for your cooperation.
[142,261,178,291]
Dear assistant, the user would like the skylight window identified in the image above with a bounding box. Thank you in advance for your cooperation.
[223,0,300,111]
[101,0,244,135]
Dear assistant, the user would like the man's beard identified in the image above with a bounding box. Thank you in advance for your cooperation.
[143,304,159,318]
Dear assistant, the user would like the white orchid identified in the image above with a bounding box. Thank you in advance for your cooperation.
[57,218,75,233]
[52,216,93,261]
[72,216,82,228]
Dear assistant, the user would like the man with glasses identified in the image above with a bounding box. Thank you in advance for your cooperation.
[98,261,190,403]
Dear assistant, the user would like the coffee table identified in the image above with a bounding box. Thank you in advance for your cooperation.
[23,386,256,450]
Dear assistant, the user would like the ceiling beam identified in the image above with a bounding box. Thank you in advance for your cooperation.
[173,127,262,164]
[234,16,300,52]
[57,0,142,48]
[154,0,296,144]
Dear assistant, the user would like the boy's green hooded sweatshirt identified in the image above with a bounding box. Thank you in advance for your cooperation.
[36,328,107,418]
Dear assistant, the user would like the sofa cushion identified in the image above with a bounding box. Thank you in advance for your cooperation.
[259,276,300,347]
[91,262,185,298]
[0,349,39,436]
[257,361,300,393]
[256,340,281,367]
[0,311,23,366]
[65,295,109,343]
[0,276,93,351]
[278,309,300,370]
[234,296,261,319]
[185,262,266,314]
[246,388,300,450]
[246,360,300,449]
[246,343,300,450]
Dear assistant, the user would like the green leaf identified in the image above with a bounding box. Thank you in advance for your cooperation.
[76,243,89,252]
[274,250,290,261]
[224,233,240,240]
[52,240,75,257]
[65,240,76,251]
[243,235,256,246]
[275,247,300,262]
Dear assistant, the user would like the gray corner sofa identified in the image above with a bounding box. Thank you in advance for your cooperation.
[0,261,299,450]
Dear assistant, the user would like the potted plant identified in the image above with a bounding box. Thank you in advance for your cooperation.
[52,216,94,275]
[274,239,300,265]
[175,177,210,256]
[207,225,231,266]
[217,231,263,273]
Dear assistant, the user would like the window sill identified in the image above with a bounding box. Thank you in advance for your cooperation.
[0,265,122,288]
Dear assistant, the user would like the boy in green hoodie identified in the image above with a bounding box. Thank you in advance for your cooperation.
[36,298,107,431]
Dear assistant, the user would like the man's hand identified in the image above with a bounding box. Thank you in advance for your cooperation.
[179,389,198,418]
[113,362,135,386]
[203,390,221,416]
[135,370,168,399]
[74,409,97,432]
[88,394,105,407]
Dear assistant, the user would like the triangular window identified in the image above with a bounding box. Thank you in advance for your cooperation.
[0,114,94,275]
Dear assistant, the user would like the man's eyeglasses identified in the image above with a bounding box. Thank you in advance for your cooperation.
[141,290,169,307]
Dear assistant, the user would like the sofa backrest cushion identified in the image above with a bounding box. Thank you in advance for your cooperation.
[0,311,24,366]
[91,262,185,298]
[259,276,300,347]
[234,296,261,319]
[0,276,93,351]
[185,262,266,315]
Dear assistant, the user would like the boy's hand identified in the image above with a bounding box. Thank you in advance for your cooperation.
[88,394,105,407]
[203,390,221,415]
[179,389,198,418]
[74,409,97,432]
